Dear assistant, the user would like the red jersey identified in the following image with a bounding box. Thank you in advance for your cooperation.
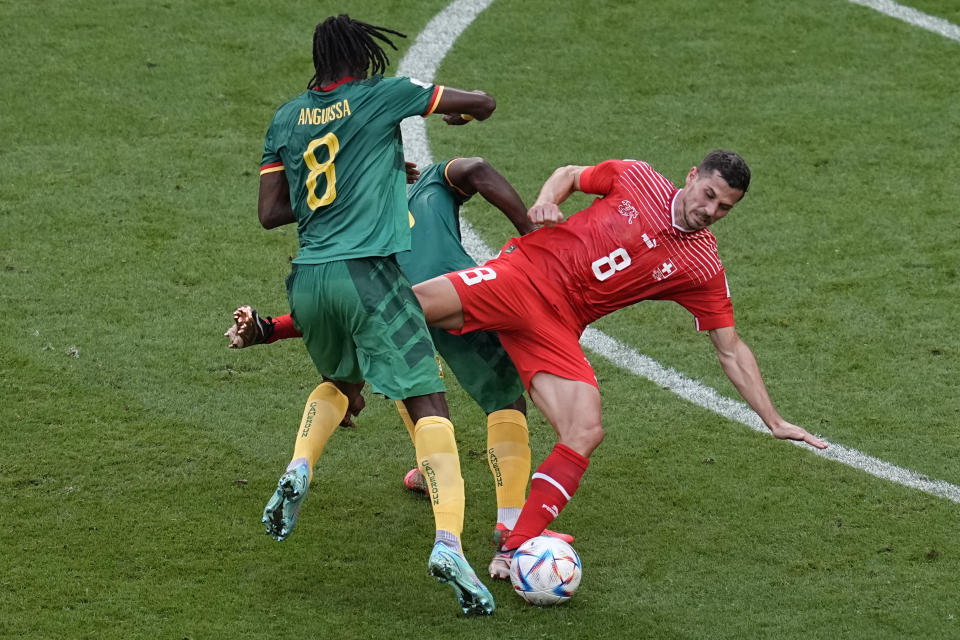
[506,159,734,331]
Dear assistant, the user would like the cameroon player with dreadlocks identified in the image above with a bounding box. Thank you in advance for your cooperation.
[253,15,498,615]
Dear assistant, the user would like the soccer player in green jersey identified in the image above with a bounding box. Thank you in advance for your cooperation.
[252,14,499,615]
[229,157,574,579]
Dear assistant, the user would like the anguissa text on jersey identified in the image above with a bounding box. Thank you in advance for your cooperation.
[297,100,351,126]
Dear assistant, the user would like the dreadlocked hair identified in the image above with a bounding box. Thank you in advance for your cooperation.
[308,14,407,89]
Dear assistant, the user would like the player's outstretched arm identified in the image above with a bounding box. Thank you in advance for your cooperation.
[445,157,534,235]
[528,165,589,227]
[433,88,495,122]
[708,326,828,449]
[258,171,296,229]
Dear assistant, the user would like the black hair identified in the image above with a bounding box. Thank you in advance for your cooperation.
[698,149,751,193]
[308,14,406,88]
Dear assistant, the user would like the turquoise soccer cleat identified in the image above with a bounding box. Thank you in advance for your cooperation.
[428,542,496,616]
[262,463,310,541]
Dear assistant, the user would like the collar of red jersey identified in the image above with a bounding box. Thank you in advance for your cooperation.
[314,76,357,92]
[670,189,697,234]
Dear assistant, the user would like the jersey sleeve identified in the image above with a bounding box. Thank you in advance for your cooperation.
[578,159,631,196]
[379,76,443,119]
[259,114,285,175]
[669,270,735,331]
[441,158,473,204]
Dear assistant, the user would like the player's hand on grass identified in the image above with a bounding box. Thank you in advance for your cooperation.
[769,420,828,449]
[224,305,273,348]
[528,202,564,227]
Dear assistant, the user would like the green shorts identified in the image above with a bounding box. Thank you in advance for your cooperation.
[286,257,445,400]
[429,327,525,414]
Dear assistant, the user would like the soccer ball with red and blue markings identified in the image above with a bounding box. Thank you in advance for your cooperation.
[509,535,582,606]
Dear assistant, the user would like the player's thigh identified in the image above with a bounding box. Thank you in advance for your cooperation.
[528,373,602,434]
[286,262,365,383]
[496,315,598,391]
[344,257,445,400]
[445,260,532,333]
[430,327,525,414]
[528,372,603,456]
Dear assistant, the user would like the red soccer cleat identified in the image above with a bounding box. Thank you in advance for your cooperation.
[403,467,427,494]
[491,522,574,548]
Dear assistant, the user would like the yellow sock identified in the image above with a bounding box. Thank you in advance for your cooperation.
[486,409,531,510]
[290,382,348,482]
[413,416,464,538]
[395,400,416,444]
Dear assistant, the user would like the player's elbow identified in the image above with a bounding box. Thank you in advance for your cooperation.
[715,353,737,380]
[258,203,296,230]
[709,328,742,361]
[555,165,582,181]
[714,342,741,371]
[258,210,281,230]
[468,91,496,120]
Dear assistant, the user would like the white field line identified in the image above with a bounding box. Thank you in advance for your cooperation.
[398,1,960,504]
[849,0,960,42]
[398,0,500,261]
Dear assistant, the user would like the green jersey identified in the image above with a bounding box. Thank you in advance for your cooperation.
[398,159,525,411]
[260,75,442,264]
[399,160,476,284]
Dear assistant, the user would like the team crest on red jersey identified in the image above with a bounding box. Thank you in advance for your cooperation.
[617,200,639,224]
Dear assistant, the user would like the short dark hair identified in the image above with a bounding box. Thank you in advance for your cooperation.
[698,150,751,194]
[308,15,406,89]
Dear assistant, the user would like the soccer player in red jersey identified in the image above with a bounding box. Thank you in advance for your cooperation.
[412,150,829,578]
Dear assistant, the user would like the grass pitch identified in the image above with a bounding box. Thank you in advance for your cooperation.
[2,1,959,638]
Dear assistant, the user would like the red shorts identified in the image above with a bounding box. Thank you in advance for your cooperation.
[444,254,598,390]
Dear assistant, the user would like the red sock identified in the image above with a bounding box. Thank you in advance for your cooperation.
[503,443,589,550]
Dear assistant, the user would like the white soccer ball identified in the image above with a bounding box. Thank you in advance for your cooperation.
[509,535,582,606]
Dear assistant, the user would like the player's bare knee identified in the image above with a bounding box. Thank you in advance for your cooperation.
[562,423,604,457]
[583,423,605,451]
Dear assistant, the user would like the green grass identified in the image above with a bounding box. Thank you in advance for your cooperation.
[3,0,960,638]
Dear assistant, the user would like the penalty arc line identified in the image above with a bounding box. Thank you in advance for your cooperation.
[397,0,960,504]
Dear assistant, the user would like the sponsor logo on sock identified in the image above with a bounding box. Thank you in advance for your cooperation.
[300,401,317,438]
[422,460,440,505]
[488,449,504,487]
[541,503,559,518]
